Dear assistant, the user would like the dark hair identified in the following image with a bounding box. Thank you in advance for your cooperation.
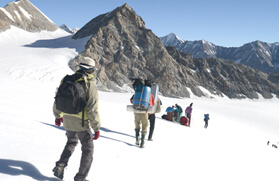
[131,78,144,90]
[144,80,152,87]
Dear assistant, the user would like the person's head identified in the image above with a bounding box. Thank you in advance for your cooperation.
[132,78,144,90]
[144,79,152,87]
[190,103,193,107]
[78,57,96,74]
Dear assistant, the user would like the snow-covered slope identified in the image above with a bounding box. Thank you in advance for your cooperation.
[0,28,279,181]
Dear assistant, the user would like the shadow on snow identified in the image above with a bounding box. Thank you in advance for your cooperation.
[0,159,59,181]
[23,35,90,54]
[41,122,137,147]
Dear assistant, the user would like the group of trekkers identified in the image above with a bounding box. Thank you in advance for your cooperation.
[162,103,193,126]
[162,102,210,129]
[51,56,209,180]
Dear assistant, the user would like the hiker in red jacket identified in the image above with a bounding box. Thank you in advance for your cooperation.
[148,97,161,141]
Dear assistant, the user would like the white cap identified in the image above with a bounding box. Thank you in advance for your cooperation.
[79,57,96,71]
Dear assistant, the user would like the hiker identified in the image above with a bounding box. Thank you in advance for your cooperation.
[175,103,183,123]
[130,80,155,148]
[204,114,210,128]
[148,98,162,141]
[185,103,193,126]
[52,57,101,181]
[165,106,177,122]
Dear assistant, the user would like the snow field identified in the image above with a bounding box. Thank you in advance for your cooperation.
[0,27,279,181]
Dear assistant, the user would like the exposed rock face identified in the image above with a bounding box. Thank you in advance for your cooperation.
[71,4,190,97]
[70,3,279,99]
[161,33,279,73]
[0,0,58,32]
[166,47,279,99]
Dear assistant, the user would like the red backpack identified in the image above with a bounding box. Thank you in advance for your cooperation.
[180,116,189,126]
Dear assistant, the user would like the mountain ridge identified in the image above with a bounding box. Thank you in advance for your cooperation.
[160,33,279,73]
[71,3,279,99]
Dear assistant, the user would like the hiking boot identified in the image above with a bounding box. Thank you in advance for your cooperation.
[136,139,140,145]
[148,138,153,141]
[135,129,140,145]
[140,133,146,148]
[53,163,65,180]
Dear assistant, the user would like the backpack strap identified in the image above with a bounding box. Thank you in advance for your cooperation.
[75,73,93,127]
[74,71,95,127]
[70,72,88,127]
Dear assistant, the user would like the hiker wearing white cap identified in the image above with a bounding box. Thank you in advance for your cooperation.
[53,56,101,181]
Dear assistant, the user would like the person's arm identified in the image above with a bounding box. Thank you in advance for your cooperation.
[87,79,101,132]
[130,95,134,104]
[149,94,155,106]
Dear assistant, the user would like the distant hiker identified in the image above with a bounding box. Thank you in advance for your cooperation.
[204,114,210,128]
[175,103,183,123]
[53,57,101,181]
[130,82,155,148]
[148,98,162,141]
[185,103,193,126]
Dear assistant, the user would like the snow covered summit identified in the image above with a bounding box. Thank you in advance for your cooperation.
[160,33,185,47]
[0,0,58,32]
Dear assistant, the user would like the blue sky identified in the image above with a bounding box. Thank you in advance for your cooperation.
[1,0,278,47]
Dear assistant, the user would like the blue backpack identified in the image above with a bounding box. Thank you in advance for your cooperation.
[204,114,210,121]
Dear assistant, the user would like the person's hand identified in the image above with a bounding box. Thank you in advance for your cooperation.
[55,118,63,127]
[93,131,100,140]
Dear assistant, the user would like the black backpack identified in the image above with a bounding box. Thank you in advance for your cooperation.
[55,74,87,115]
[131,78,144,90]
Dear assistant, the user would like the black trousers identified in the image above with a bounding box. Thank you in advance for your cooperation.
[148,114,155,139]
[204,120,208,128]
[56,129,94,181]
[186,113,191,126]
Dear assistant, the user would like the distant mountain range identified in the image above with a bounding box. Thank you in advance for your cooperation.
[160,33,279,73]
[1,0,279,99]
[59,24,79,34]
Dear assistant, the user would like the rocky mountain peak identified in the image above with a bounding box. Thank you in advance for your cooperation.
[72,3,145,39]
[69,4,279,99]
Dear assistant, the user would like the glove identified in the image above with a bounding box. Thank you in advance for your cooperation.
[93,131,100,140]
[55,118,63,127]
